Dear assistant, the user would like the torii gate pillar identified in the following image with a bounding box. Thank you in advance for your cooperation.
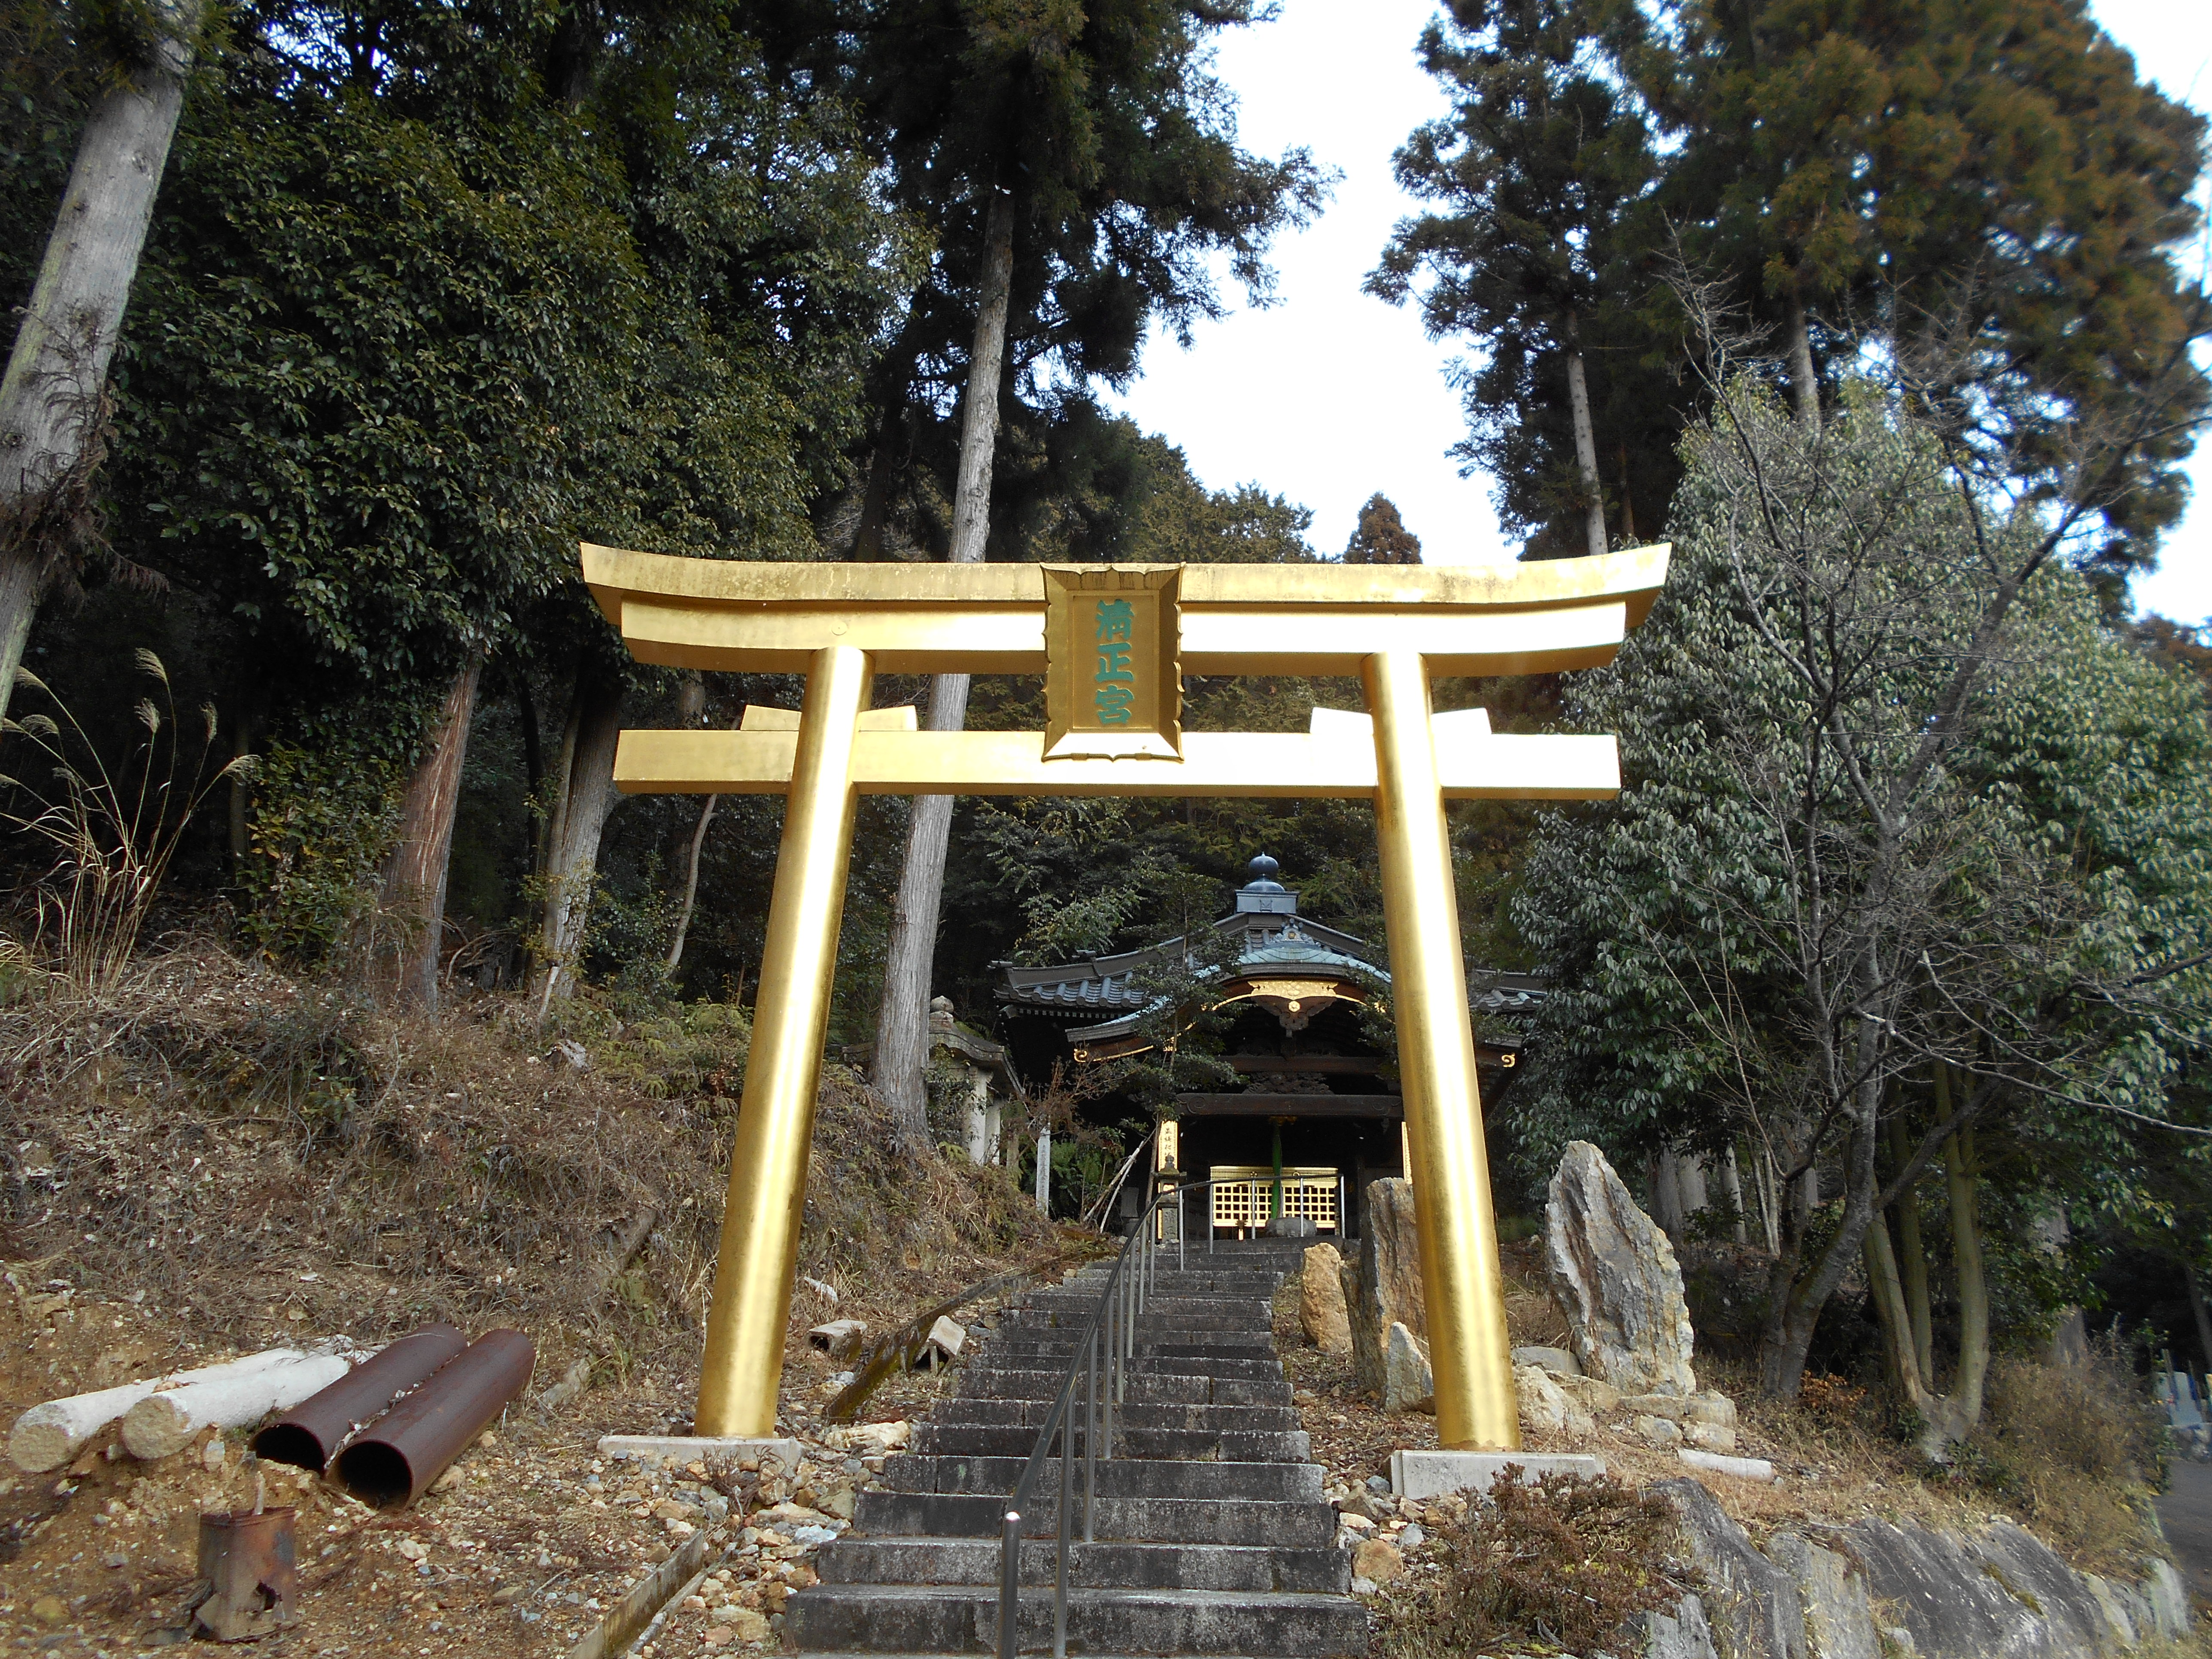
[1364,649,1516,1446]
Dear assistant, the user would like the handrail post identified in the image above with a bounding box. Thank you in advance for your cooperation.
[1102,1267,1116,1452]
[1083,1325,1098,1543]
[1054,1403,1072,1659]
[998,1508,1022,1659]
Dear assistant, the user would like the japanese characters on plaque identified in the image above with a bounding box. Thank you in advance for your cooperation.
[1042,565,1182,760]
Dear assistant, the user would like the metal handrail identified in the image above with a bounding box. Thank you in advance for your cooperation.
[994,1174,1260,1659]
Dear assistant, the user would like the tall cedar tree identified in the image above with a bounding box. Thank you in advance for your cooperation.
[1637,0,2209,577]
[1382,0,2208,571]
[795,0,1326,1147]
[1343,494,1424,565]
[1370,0,1672,560]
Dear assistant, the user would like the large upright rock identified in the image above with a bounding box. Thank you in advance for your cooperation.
[1299,1244,1352,1354]
[1544,1141,1698,1396]
[1340,1178,1425,1399]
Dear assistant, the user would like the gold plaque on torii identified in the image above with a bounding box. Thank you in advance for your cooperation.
[1042,565,1182,760]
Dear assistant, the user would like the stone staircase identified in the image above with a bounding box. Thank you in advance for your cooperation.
[789,1236,1367,1659]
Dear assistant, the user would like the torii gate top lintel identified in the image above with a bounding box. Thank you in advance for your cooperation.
[580,541,1669,677]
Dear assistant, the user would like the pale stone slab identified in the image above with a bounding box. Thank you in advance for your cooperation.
[1389,1448,1605,1499]
[1382,1322,1433,1413]
[598,1434,802,1471]
[1677,1448,1777,1482]
[1511,1344,1581,1375]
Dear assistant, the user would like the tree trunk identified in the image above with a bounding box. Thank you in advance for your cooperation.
[1863,1211,1931,1404]
[1886,1113,1936,1391]
[872,187,1017,1149]
[1563,308,1608,560]
[665,793,717,973]
[852,414,902,562]
[538,694,581,884]
[1719,1144,1747,1244]
[2030,1205,2087,1365]
[1944,1121,1990,1428]
[225,677,263,875]
[1786,290,1820,431]
[1617,442,1637,544]
[2184,1261,2212,1373]
[1650,1153,1685,1240]
[0,0,202,726]
[538,668,624,1009]
[674,670,705,726]
[1679,1154,1709,1225]
[1758,1078,1883,1401]
[1755,1147,1781,1254]
[379,655,483,1010]
[0,556,37,730]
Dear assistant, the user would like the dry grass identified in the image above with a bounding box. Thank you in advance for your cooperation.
[1949,1348,2168,1574]
[1285,1240,2175,1584]
[0,936,1065,1398]
[2125,1635,2212,1659]
[1376,1470,1698,1657]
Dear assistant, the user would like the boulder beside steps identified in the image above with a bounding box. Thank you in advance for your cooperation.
[788,1234,1368,1658]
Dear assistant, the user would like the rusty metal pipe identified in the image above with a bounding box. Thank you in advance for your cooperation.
[251,1325,467,1472]
[331,1329,533,1508]
[190,1507,297,1641]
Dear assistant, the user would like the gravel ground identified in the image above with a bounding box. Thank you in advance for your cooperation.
[0,1270,988,1656]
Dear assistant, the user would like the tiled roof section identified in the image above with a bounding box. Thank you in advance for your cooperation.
[1469,973,1546,1015]
[999,971,1149,1011]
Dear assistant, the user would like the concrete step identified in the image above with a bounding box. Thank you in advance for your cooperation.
[1001,1318,1273,1341]
[795,1230,1363,1659]
[853,1489,1337,1547]
[815,1537,1351,1595]
[913,1423,1311,1462]
[952,1370,1290,1407]
[1006,1304,1276,1326]
[787,1581,1369,1656]
[986,1334,1277,1361]
[1035,1283,1283,1309]
[1018,1293,1273,1314]
[960,1354,1291,1398]
[926,1398,1301,1434]
[875,1455,1322,1503]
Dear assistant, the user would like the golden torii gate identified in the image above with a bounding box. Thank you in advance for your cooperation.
[583,542,1669,1455]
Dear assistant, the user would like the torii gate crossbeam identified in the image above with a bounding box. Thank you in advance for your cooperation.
[582,543,1670,1455]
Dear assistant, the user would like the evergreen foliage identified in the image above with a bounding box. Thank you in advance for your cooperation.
[1510,379,2212,1397]
[798,0,1330,562]
[1379,0,2209,570]
[1343,495,1423,565]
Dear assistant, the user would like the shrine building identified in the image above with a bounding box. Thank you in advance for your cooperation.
[992,855,1540,1243]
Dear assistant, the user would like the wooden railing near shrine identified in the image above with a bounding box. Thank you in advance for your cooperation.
[1207,1165,1342,1235]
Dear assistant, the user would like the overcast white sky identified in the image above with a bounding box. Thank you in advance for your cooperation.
[1105,0,2212,625]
